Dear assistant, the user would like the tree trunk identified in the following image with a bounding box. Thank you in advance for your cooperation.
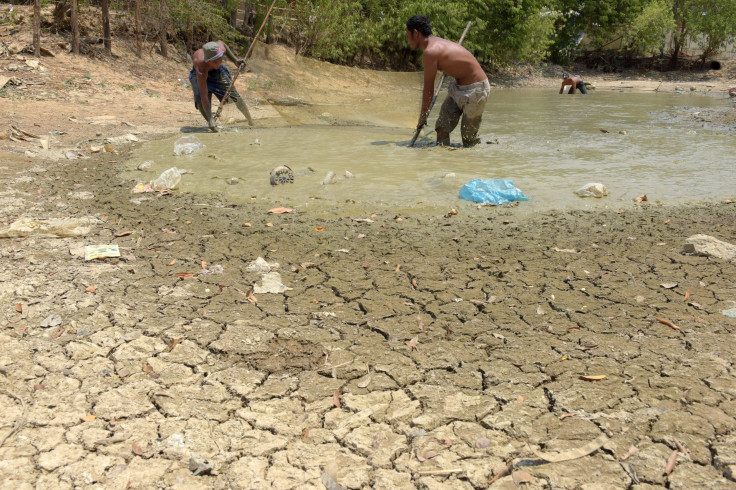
[668,0,685,70]
[135,0,142,58]
[33,0,40,57]
[158,0,168,58]
[53,2,70,30]
[101,0,111,55]
[669,37,681,69]
[71,0,79,54]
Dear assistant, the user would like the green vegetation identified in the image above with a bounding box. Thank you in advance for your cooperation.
[41,0,736,69]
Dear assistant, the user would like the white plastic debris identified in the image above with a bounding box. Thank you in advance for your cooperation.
[152,167,182,190]
[574,182,608,198]
[253,272,291,294]
[173,135,203,156]
[247,257,279,273]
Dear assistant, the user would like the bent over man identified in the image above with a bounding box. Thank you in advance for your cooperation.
[559,73,587,94]
[406,15,490,147]
[190,40,252,131]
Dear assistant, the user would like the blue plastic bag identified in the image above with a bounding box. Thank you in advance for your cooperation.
[459,178,530,205]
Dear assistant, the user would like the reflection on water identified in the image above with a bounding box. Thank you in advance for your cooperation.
[126,88,734,215]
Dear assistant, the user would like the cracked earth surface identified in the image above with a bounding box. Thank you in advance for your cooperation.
[1,147,735,489]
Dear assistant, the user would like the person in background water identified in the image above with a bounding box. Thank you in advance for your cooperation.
[189,40,251,131]
[559,72,587,94]
[406,15,490,147]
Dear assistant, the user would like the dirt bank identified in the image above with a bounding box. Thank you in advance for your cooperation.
[2,12,736,489]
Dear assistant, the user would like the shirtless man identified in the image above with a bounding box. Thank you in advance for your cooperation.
[559,73,587,94]
[189,40,252,131]
[406,15,490,147]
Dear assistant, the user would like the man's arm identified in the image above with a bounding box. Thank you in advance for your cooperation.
[223,42,245,66]
[418,50,439,128]
[569,82,576,94]
[196,70,215,128]
[196,71,211,111]
[559,82,565,94]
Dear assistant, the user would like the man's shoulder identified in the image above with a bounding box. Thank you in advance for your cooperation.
[423,37,446,56]
[427,36,452,48]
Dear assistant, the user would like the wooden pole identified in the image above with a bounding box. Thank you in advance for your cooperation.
[33,0,41,57]
[101,0,111,55]
[135,0,142,58]
[158,0,168,58]
[71,0,79,54]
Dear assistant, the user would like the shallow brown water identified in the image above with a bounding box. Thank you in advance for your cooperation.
[127,87,733,216]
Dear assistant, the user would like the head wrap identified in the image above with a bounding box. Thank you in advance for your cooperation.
[203,42,224,62]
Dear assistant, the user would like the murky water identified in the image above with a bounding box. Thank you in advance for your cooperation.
[127,87,733,215]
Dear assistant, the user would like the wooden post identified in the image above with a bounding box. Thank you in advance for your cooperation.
[101,0,111,55]
[71,0,80,54]
[135,0,142,58]
[33,0,41,57]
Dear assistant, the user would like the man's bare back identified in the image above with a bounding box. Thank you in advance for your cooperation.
[422,37,487,87]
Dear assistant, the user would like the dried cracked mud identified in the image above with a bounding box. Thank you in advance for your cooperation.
[1,149,736,489]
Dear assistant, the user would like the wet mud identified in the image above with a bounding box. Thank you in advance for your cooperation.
[1,146,735,488]
[650,105,736,134]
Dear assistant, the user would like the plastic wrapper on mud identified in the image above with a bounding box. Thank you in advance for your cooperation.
[459,178,530,205]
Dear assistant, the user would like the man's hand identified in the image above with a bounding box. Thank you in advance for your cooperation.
[236,58,246,67]
[416,112,428,130]
[207,114,218,132]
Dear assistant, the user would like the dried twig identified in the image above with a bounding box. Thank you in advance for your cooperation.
[488,465,511,485]
[316,359,354,372]
[416,468,463,476]
[0,390,27,447]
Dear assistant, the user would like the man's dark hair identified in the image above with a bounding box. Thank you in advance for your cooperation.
[406,15,432,36]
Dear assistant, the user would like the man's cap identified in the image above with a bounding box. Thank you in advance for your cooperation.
[203,42,224,62]
[562,72,569,78]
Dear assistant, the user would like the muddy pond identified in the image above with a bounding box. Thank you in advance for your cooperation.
[126,87,733,215]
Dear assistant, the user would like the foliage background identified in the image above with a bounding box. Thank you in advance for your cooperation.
[17,0,736,69]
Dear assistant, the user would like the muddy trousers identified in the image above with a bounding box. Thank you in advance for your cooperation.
[435,79,491,147]
[189,65,250,123]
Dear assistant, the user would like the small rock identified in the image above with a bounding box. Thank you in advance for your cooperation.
[189,455,213,476]
[684,234,736,262]
[41,315,62,328]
